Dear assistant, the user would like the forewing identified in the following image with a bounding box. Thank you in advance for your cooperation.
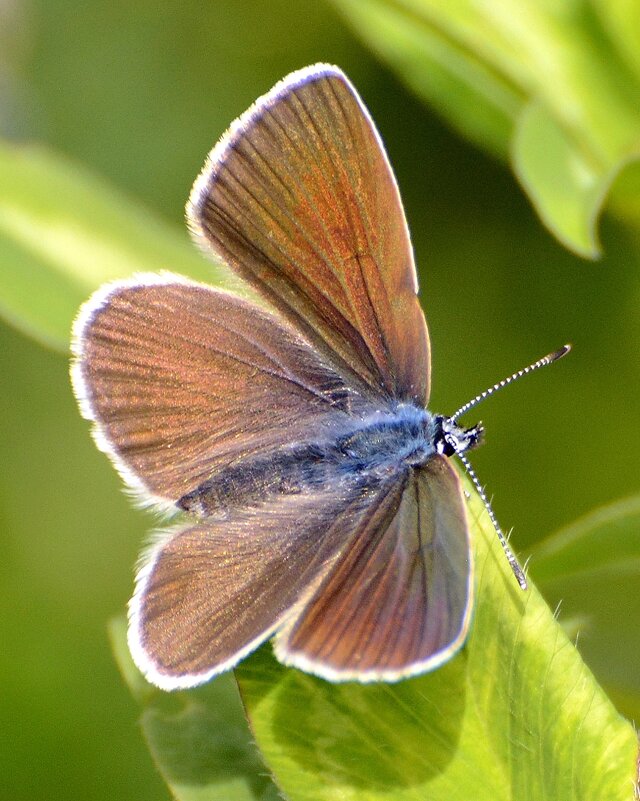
[188,64,430,404]
[275,456,473,681]
[71,274,370,506]
[128,476,404,689]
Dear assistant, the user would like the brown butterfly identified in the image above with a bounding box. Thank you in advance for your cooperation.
[71,64,568,689]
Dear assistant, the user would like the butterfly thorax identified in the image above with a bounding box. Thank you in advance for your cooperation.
[176,404,476,518]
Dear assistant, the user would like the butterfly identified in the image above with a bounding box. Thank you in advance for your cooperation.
[71,64,567,690]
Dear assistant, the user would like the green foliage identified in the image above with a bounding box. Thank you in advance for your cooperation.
[331,0,640,257]
[532,495,640,722]
[109,618,280,801]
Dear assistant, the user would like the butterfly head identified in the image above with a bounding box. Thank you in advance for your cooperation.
[433,415,484,458]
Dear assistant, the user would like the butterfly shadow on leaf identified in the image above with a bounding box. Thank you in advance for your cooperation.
[236,643,468,792]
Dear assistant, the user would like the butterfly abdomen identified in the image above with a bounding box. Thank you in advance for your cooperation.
[177,404,437,517]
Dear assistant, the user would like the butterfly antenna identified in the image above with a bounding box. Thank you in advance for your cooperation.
[448,344,571,589]
[456,450,528,590]
[450,345,571,422]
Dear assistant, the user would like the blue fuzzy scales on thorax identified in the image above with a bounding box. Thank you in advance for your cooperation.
[177,404,437,517]
[332,404,436,473]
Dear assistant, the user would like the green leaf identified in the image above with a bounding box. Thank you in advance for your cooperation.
[530,495,640,584]
[330,0,640,257]
[0,142,232,351]
[530,495,640,722]
[591,0,640,83]
[108,618,281,801]
[236,487,637,801]
[512,102,612,258]
[332,0,523,160]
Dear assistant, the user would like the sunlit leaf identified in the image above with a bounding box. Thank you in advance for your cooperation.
[531,494,640,722]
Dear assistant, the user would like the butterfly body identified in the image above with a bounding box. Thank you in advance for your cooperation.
[177,403,449,516]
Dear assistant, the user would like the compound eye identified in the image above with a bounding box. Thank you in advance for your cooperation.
[439,435,457,457]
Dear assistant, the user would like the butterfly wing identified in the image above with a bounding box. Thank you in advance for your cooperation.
[274,456,473,680]
[129,474,406,689]
[72,275,372,507]
[73,66,465,689]
[188,64,430,405]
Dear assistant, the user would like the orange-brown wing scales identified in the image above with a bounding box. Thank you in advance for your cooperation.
[130,476,404,686]
[275,456,472,679]
[74,278,371,503]
[189,67,430,404]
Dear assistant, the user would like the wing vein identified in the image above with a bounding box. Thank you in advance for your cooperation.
[208,173,369,370]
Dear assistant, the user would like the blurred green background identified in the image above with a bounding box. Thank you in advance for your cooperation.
[1,1,638,799]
